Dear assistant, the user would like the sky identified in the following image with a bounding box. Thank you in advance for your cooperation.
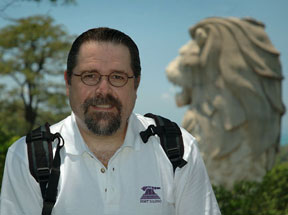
[0,0,287,145]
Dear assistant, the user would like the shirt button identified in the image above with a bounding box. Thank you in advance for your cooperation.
[101,168,106,173]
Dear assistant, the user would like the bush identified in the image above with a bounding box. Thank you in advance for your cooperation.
[214,162,288,215]
[257,162,288,214]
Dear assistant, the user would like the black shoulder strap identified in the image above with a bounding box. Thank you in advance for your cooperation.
[26,123,64,215]
[140,113,187,172]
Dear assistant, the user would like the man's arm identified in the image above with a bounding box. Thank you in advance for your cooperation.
[174,137,221,215]
[0,138,42,215]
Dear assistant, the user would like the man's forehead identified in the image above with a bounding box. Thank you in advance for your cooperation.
[75,41,132,71]
[79,41,129,54]
[76,41,130,62]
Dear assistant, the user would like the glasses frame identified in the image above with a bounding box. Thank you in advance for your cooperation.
[72,71,135,87]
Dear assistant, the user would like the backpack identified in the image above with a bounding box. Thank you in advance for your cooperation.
[25,113,187,215]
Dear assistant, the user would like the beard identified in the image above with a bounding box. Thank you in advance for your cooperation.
[81,94,122,136]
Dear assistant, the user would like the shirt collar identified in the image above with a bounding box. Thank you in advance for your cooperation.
[121,113,143,151]
[60,112,144,155]
[59,112,88,155]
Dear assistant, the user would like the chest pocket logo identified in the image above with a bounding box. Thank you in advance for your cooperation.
[140,186,162,203]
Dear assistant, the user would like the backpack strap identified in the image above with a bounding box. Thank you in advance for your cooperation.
[26,123,64,215]
[140,113,187,172]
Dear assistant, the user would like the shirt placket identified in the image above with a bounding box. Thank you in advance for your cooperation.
[85,151,121,214]
[103,164,120,214]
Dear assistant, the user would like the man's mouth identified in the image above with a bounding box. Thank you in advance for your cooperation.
[94,104,112,109]
[82,94,122,114]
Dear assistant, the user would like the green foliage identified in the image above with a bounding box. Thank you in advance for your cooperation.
[0,15,73,132]
[258,162,288,214]
[0,100,29,136]
[214,162,288,215]
[0,99,70,137]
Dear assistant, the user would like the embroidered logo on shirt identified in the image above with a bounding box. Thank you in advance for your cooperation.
[140,186,162,203]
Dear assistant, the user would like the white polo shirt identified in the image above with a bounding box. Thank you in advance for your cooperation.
[0,112,221,215]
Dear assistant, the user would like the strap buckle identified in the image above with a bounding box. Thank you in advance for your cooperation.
[140,125,157,143]
[37,167,50,182]
[27,131,54,143]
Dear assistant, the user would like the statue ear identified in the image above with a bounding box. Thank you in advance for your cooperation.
[194,28,207,47]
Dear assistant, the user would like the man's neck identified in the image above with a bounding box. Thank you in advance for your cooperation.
[76,118,127,167]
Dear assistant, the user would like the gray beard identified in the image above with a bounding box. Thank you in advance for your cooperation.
[84,111,121,136]
[82,94,122,136]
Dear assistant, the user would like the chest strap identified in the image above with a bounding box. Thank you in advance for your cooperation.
[26,123,64,215]
[140,113,187,172]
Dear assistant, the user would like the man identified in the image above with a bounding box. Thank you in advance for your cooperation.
[0,27,221,214]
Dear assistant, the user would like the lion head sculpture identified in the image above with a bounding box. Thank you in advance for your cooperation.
[166,17,285,187]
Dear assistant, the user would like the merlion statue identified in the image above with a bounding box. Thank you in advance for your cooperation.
[166,17,285,188]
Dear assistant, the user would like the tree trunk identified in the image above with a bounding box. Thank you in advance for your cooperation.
[24,104,37,132]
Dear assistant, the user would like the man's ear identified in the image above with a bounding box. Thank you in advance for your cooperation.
[64,70,70,96]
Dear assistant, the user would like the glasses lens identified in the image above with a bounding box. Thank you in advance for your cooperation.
[109,72,128,87]
[82,72,100,85]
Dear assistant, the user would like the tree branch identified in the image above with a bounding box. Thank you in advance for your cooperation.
[0,0,19,21]
[9,73,22,86]
[19,83,27,107]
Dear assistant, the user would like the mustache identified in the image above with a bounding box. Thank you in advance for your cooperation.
[82,94,122,114]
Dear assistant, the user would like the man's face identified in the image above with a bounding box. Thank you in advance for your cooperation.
[65,41,139,136]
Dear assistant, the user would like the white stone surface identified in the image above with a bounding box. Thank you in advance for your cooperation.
[166,17,286,188]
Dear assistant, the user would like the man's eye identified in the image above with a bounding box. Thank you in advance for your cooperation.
[111,74,125,80]
[84,73,97,79]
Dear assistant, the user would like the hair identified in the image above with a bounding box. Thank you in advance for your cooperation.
[66,27,141,85]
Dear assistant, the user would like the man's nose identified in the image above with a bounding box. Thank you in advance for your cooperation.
[95,76,112,94]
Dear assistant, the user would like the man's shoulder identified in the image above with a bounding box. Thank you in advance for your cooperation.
[50,114,72,134]
[133,112,197,156]
[133,113,156,127]
[7,115,71,158]
[7,136,27,157]
[133,113,196,141]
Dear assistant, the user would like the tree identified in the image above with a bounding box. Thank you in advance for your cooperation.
[0,15,73,133]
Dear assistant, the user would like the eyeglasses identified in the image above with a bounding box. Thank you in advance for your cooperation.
[73,71,135,87]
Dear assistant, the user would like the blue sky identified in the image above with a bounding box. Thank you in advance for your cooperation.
[0,0,287,144]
